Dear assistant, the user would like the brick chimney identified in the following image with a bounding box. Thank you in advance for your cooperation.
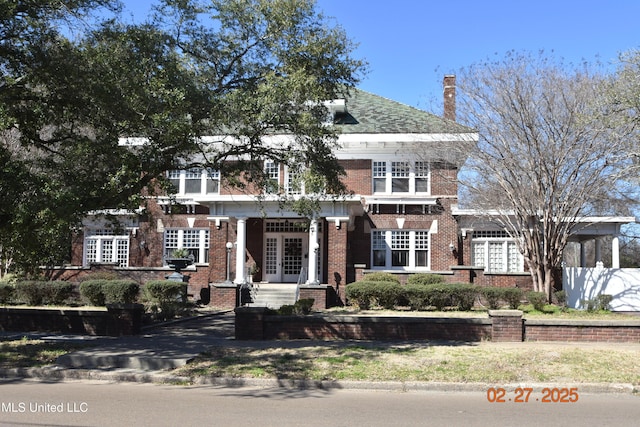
[443,75,456,121]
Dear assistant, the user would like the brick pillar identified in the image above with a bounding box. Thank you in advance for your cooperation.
[489,310,523,342]
[235,306,267,340]
[327,224,348,304]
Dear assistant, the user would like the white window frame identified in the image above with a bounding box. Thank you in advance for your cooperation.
[164,228,210,264]
[84,229,129,267]
[372,160,431,194]
[167,168,220,195]
[264,160,280,194]
[371,230,430,270]
[471,231,524,273]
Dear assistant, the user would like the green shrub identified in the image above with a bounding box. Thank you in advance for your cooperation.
[277,298,315,315]
[0,283,14,304]
[346,281,372,309]
[102,281,139,304]
[79,280,107,306]
[14,281,73,306]
[144,280,188,320]
[80,272,118,282]
[502,288,524,309]
[345,280,403,309]
[554,290,567,307]
[407,273,445,286]
[144,280,187,303]
[423,283,452,311]
[481,287,504,309]
[448,283,478,311]
[403,284,431,310]
[361,272,400,284]
[582,294,613,312]
[527,291,547,312]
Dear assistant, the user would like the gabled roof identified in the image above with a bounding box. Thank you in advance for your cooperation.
[334,88,475,135]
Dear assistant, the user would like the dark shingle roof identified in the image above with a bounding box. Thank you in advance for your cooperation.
[335,88,474,135]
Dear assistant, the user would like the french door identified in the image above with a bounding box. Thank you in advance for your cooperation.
[264,234,308,282]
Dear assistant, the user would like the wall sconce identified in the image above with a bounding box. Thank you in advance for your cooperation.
[139,241,147,249]
[335,219,341,230]
[449,242,456,252]
[215,218,222,230]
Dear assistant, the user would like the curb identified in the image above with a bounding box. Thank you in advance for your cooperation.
[0,366,637,395]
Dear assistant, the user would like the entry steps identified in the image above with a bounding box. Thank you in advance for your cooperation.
[246,283,298,309]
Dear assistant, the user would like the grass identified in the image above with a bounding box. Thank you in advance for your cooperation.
[174,342,640,385]
[0,338,89,368]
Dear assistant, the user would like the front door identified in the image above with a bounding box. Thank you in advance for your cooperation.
[264,234,308,282]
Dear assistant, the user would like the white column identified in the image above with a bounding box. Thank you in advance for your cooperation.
[306,217,319,284]
[234,217,247,284]
[611,234,620,268]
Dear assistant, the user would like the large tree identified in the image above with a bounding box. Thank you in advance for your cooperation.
[0,0,364,276]
[455,51,632,301]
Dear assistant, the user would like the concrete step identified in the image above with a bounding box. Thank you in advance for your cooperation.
[247,284,297,309]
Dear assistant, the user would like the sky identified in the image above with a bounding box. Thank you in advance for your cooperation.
[120,0,640,116]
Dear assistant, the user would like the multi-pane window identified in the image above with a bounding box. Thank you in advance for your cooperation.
[372,161,387,193]
[472,231,524,273]
[391,162,410,192]
[285,166,302,195]
[372,230,430,269]
[264,160,280,193]
[164,229,210,264]
[167,169,219,195]
[372,160,430,194]
[415,162,430,193]
[84,229,129,267]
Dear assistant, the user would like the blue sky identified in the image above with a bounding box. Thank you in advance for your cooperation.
[121,0,640,115]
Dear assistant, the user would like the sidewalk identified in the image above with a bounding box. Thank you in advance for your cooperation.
[0,311,638,394]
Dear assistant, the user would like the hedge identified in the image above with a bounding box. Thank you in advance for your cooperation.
[14,281,73,306]
[361,272,400,284]
[79,280,140,305]
[406,273,445,285]
[345,281,403,309]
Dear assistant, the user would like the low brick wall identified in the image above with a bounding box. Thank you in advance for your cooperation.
[0,304,144,336]
[524,319,640,342]
[235,308,640,343]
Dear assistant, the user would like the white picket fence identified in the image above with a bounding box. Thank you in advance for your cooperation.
[563,266,640,312]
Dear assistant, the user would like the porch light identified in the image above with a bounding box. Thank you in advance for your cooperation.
[225,241,234,283]
[449,242,455,252]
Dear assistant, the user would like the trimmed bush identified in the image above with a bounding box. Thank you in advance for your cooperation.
[277,298,315,315]
[407,273,445,286]
[449,283,478,311]
[144,280,188,320]
[481,287,504,310]
[345,280,403,309]
[80,280,140,305]
[14,281,73,306]
[103,281,139,304]
[144,280,187,303]
[423,283,452,311]
[502,288,524,309]
[403,284,431,310]
[79,280,107,306]
[0,283,14,304]
[361,272,400,284]
[345,281,372,309]
[526,291,547,312]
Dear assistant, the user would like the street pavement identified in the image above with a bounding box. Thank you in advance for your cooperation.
[0,310,639,394]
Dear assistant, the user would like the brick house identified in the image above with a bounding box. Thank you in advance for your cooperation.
[61,76,634,308]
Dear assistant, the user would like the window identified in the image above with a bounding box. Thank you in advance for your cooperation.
[167,168,220,195]
[84,229,129,267]
[285,166,302,195]
[264,160,280,194]
[372,160,430,194]
[471,231,523,273]
[371,230,430,269]
[164,229,210,264]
